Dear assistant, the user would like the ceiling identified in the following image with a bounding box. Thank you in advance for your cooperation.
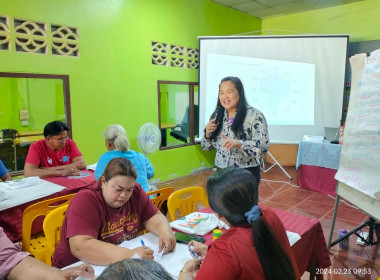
[211,0,365,19]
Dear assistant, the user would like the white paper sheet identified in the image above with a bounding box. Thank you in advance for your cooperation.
[71,229,300,280]
[335,50,380,199]
[0,176,40,189]
[86,163,97,171]
[72,232,192,280]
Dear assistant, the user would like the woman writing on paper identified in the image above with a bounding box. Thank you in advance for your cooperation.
[52,157,175,268]
[179,168,299,280]
[201,76,269,183]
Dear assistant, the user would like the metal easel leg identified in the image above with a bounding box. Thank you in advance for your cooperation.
[328,192,340,249]
[260,151,292,180]
[329,184,380,248]
[330,217,380,247]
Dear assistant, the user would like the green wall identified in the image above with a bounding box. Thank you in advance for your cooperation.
[4,0,377,183]
[262,0,380,42]
[0,77,64,131]
[0,0,261,182]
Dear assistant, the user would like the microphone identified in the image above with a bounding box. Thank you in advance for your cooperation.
[209,112,218,138]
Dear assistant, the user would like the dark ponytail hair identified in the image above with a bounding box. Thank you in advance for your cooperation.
[209,76,249,140]
[206,168,296,280]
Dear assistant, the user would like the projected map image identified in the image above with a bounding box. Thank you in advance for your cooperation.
[205,53,315,126]
[260,73,291,111]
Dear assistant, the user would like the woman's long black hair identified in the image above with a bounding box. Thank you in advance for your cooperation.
[207,168,296,280]
[209,76,249,140]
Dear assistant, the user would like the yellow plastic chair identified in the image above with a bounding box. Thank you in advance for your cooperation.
[137,187,174,235]
[167,186,209,221]
[43,204,69,262]
[21,193,75,265]
[146,187,174,211]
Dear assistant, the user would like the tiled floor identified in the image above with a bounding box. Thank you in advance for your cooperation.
[157,165,380,279]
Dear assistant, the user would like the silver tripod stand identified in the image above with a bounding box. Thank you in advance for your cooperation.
[260,151,292,180]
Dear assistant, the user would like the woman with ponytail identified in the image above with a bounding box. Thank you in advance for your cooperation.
[95,124,154,192]
[179,168,299,280]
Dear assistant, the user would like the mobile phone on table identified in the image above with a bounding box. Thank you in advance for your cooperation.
[174,232,205,244]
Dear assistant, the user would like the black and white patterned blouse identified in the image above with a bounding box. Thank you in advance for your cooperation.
[201,106,270,168]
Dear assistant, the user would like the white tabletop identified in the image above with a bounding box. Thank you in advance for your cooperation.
[0,179,65,211]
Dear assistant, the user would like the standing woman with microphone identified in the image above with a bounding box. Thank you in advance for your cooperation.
[201,76,270,183]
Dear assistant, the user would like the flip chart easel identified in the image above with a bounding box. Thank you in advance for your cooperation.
[328,50,380,248]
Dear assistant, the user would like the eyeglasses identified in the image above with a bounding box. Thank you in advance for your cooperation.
[52,136,68,143]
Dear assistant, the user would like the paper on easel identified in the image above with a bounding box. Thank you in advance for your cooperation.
[335,50,380,199]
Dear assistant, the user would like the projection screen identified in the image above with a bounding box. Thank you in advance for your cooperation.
[198,35,349,143]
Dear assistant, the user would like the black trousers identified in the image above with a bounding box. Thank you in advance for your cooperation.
[216,166,261,184]
[244,166,261,184]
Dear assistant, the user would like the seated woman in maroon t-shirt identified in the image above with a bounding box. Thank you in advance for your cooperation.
[179,168,300,280]
[52,158,176,268]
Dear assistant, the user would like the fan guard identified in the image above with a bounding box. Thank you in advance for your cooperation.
[137,123,161,154]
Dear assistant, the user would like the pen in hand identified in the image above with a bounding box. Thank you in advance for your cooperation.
[140,239,146,249]
[188,245,203,263]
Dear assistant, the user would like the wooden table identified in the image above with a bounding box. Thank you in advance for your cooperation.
[160,123,176,146]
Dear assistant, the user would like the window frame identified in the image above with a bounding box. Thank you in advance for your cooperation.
[157,80,198,150]
[0,72,71,176]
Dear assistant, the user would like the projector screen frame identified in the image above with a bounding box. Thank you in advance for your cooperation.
[198,34,349,144]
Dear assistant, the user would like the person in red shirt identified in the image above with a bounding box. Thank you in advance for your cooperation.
[24,121,86,178]
[179,168,299,280]
[52,157,176,268]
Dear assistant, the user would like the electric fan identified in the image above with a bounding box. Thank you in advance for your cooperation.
[137,123,161,155]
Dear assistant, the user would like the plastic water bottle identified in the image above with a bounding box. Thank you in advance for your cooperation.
[338,229,349,250]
